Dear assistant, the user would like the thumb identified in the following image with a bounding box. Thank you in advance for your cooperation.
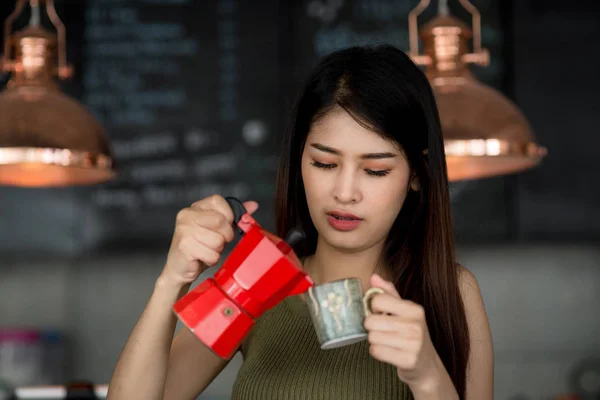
[370,273,401,299]
[243,200,259,215]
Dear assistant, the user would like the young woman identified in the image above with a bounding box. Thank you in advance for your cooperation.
[107,44,494,400]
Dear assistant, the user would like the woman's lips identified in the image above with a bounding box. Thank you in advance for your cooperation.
[326,211,363,231]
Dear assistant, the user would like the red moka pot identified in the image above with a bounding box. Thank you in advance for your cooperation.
[173,197,314,359]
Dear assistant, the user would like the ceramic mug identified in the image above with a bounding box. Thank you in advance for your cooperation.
[306,278,384,349]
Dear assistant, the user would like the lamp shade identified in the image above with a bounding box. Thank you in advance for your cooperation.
[0,83,115,187]
[0,1,115,187]
[409,6,547,181]
[433,67,547,181]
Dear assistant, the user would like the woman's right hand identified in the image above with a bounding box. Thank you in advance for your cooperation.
[160,194,259,287]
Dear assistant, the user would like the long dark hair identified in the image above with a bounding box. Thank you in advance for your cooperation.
[274,45,469,398]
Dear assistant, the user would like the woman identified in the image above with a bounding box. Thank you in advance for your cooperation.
[107,45,494,400]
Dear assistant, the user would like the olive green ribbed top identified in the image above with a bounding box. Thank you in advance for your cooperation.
[231,294,413,400]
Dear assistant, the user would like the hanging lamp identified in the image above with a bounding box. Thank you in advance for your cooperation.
[0,0,115,187]
[408,0,547,181]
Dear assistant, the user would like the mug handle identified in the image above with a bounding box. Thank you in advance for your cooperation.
[362,287,385,316]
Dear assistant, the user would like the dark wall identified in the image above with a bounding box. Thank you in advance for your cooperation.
[0,0,597,257]
[513,0,600,242]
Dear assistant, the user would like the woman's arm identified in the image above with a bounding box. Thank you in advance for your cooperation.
[162,325,231,399]
[107,276,231,400]
[107,276,188,400]
[459,267,494,400]
[107,195,258,400]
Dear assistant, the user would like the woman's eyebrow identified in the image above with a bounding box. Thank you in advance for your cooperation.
[310,143,397,159]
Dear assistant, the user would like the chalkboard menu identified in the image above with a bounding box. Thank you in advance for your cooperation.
[77,0,285,251]
[0,0,515,255]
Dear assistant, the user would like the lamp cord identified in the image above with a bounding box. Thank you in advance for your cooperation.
[29,0,41,26]
[438,0,449,15]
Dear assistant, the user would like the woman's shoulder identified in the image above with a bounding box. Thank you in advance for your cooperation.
[456,264,485,309]
[455,263,493,347]
[457,264,479,291]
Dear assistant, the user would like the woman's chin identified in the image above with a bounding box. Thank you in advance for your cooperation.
[315,222,382,253]
[322,233,370,253]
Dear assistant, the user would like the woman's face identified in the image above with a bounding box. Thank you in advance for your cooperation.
[301,107,415,253]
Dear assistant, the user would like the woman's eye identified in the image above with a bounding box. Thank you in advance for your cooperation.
[311,161,336,169]
[366,169,390,177]
[311,161,389,177]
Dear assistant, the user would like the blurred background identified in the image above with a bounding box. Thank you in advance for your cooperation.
[0,0,599,399]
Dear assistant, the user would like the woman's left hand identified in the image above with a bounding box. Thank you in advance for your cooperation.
[364,273,444,390]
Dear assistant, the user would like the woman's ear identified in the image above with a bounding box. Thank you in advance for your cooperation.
[409,173,420,191]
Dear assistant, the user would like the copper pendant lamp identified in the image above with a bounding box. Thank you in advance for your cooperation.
[408,0,547,181]
[0,0,115,187]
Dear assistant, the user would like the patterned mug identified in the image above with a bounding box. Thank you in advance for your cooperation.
[306,278,384,349]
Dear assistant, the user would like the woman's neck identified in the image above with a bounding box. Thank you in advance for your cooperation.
[303,237,390,288]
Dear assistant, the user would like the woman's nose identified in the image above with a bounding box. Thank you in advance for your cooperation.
[332,167,361,204]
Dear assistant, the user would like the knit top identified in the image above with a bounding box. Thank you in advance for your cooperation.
[231,294,413,399]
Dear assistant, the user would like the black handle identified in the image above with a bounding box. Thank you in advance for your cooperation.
[225,197,248,236]
[284,227,306,251]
